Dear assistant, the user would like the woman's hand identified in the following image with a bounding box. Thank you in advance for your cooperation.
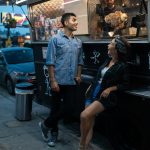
[100,86,117,98]
[51,80,60,92]
[100,88,111,98]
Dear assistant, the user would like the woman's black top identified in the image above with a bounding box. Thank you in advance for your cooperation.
[87,58,129,109]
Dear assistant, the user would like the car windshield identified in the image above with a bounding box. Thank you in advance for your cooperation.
[4,49,34,64]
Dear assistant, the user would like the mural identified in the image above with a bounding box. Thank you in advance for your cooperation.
[43,65,51,96]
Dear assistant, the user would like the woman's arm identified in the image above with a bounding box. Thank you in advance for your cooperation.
[100,63,130,98]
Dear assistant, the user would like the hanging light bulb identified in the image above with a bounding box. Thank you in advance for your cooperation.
[6,0,10,6]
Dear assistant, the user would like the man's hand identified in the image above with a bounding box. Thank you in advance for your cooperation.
[50,80,60,92]
[74,76,82,85]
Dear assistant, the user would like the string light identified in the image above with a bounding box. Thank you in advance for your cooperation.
[16,0,27,5]
[6,0,9,6]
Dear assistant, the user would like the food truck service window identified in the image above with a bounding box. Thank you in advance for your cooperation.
[28,0,148,41]
[29,0,88,41]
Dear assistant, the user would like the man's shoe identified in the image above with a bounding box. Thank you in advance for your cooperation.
[39,122,49,142]
[47,132,58,147]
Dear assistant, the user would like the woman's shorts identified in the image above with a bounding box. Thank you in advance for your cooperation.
[96,92,118,109]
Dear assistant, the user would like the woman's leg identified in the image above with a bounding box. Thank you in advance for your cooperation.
[83,105,95,148]
[79,101,105,149]
[85,118,95,147]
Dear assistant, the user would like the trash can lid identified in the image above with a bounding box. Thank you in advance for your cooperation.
[15,82,34,90]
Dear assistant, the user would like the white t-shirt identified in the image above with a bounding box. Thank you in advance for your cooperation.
[98,66,109,83]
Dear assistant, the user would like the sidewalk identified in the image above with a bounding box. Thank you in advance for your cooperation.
[0,86,112,150]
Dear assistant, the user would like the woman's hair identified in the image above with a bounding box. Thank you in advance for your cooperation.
[6,13,12,19]
[114,35,130,62]
[61,13,76,27]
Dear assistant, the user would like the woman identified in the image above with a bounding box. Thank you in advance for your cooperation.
[2,13,12,24]
[79,35,130,150]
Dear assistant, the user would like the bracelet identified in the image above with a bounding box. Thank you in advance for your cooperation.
[76,76,81,79]
[50,78,56,82]
[50,78,56,81]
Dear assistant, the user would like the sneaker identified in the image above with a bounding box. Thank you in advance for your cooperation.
[47,132,58,147]
[38,122,49,142]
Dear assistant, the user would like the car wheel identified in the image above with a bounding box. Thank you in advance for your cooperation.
[6,78,15,95]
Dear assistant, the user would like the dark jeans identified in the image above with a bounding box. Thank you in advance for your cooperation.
[44,85,77,132]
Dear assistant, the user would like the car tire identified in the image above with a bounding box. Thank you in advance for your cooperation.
[6,78,15,95]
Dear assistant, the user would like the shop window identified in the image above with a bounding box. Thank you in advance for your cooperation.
[87,0,148,39]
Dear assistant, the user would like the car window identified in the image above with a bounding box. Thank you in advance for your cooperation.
[4,49,34,64]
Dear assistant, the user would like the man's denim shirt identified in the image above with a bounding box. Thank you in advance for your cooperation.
[46,31,83,85]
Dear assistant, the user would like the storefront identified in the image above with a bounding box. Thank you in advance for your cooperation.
[16,0,150,149]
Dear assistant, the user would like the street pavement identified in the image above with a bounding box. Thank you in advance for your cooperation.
[0,86,113,150]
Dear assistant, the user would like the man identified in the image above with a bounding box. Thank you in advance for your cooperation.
[103,0,123,16]
[39,12,83,147]
[96,0,125,36]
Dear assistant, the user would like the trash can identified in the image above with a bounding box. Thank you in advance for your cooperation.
[15,82,34,121]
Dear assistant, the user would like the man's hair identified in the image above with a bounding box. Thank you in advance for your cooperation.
[61,13,76,26]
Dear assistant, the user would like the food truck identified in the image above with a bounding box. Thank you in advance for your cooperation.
[16,0,150,149]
